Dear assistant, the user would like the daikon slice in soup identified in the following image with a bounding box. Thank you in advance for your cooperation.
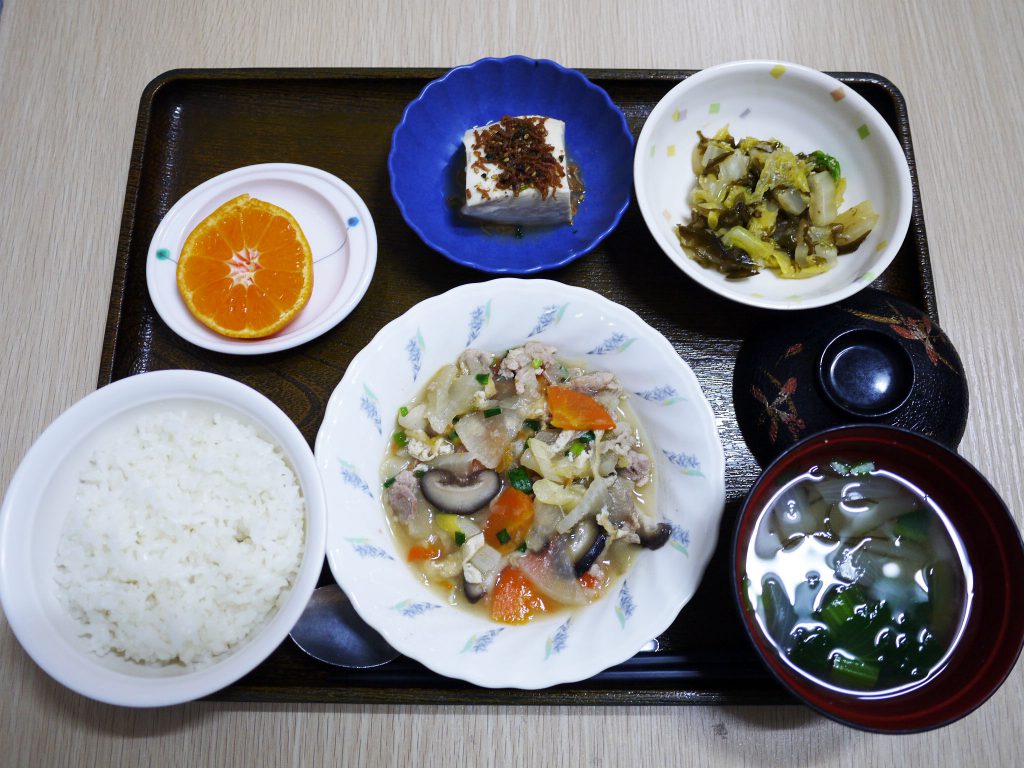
[743,458,973,694]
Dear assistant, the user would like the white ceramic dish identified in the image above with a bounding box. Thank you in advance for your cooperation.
[0,371,327,707]
[315,279,726,689]
[634,60,913,310]
[146,163,376,354]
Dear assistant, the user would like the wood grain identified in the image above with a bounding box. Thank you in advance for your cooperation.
[1,1,1022,766]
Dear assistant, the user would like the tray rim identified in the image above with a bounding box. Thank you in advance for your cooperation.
[99,67,934,706]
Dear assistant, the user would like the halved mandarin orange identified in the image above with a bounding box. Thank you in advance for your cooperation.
[176,194,313,338]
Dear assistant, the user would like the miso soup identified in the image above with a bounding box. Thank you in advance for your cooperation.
[743,458,973,694]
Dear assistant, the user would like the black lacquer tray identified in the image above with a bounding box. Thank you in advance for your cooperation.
[102,68,935,704]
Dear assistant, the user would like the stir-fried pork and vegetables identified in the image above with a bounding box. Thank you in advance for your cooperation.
[381,343,670,624]
[677,127,879,279]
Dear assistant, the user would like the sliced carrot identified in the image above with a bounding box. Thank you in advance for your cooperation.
[546,386,616,431]
[484,487,535,553]
[578,571,601,590]
[407,541,443,562]
[489,567,550,624]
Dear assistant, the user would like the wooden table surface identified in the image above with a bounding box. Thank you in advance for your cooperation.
[2,1,1021,765]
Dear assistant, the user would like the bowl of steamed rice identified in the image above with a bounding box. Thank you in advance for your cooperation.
[0,370,326,707]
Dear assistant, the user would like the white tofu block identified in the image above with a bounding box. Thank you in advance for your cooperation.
[462,116,573,225]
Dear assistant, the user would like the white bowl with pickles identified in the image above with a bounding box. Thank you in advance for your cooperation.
[315,279,725,688]
[634,60,913,310]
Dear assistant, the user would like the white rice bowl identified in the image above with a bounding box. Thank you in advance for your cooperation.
[316,279,725,688]
[0,371,327,707]
[55,407,306,667]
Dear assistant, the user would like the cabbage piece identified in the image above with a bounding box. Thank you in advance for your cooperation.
[424,367,482,434]
[754,148,809,199]
[716,151,749,185]
[454,410,522,469]
[398,403,428,432]
[520,437,578,481]
[424,365,457,433]
[773,187,808,216]
[808,171,838,226]
[834,200,879,252]
[532,478,585,510]
[556,477,610,534]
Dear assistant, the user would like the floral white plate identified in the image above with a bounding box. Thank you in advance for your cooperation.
[634,60,912,310]
[146,163,376,355]
[315,279,726,688]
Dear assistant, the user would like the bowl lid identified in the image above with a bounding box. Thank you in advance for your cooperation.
[733,289,968,467]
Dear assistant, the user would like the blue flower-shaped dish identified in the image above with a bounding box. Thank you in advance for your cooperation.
[389,56,634,273]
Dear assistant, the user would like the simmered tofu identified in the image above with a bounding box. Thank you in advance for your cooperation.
[462,116,573,225]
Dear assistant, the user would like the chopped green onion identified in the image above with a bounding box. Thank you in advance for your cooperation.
[523,418,541,431]
[454,531,466,547]
[392,431,408,447]
[850,460,875,476]
[568,440,586,458]
[531,358,543,369]
[413,469,426,479]
[517,542,528,553]
[475,373,490,385]
[507,466,533,494]
[483,407,502,418]
[829,460,852,476]
[398,405,409,418]
[448,431,460,442]
[578,430,596,443]
[383,477,396,489]
[496,529,511,544]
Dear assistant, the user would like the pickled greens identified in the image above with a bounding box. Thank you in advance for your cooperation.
[677,128,878,279]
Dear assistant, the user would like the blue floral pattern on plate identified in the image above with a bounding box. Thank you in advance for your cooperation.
[528,303,568,337]
[338,459,374,498]
[346,537,393,560]
[461,628,504,654]
[663,450,705,477]
[392,599,442,618]
[634,385,685,405]
[406,329,425,381]
[588,332,635,355]
[466,301,491,347]
[359,385,382,434]
[615,580,636,627]
[545,618,572,659]
[670,525,691,556]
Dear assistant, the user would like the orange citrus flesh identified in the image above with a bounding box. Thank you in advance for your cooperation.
[176,194,313,338]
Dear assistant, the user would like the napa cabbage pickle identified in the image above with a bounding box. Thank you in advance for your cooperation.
[676,128,878,279]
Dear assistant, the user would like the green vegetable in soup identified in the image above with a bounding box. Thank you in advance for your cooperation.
[746,460,969,693]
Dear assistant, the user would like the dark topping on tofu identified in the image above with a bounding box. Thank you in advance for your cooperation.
[470,116,566,199]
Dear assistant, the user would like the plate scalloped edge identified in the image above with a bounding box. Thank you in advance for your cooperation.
[315,278,726,689]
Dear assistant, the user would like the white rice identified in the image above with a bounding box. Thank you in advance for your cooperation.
[54,405,306,667]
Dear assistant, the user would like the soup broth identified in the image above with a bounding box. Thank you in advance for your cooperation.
[744,458,972,694]
[380,343,669,625]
